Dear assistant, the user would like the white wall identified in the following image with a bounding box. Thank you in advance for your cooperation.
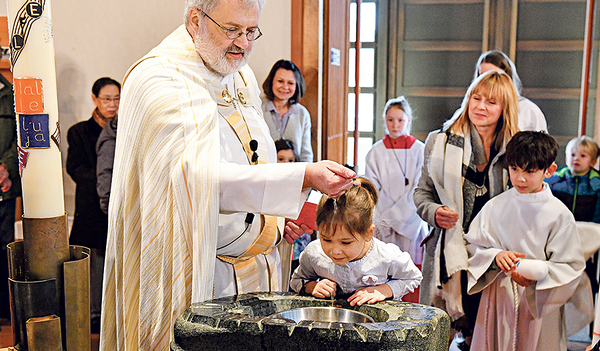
[1,0,290,214]
[249,1,291,88]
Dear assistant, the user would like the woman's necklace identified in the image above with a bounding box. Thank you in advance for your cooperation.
[471,163,490,197]
[390,136,409,186]
[474,175,488,197]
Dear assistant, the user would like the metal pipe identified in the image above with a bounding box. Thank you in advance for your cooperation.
[353,0,362,169]
[26,315,62,351]
[579,0,595,136]
[64,246,91,351]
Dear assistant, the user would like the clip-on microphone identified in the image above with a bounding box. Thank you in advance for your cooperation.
[249,139,259,164]
[245,139,259,224]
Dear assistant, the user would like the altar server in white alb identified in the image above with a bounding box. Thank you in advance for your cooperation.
[99,0,356,349]
[365,96,427,267]
[466,131,585,351]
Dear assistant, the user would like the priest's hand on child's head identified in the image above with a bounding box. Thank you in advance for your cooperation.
[303,161,355,199]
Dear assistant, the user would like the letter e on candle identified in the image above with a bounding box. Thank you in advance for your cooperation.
[14,78,44,114]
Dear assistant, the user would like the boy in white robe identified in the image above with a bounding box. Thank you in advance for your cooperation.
[466,131,585,351]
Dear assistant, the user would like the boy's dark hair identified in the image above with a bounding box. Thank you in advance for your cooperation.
[505,131,558,171]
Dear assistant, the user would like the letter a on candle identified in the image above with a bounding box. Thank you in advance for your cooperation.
[19,113,50,148]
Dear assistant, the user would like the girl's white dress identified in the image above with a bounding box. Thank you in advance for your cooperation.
[290,237,422,300]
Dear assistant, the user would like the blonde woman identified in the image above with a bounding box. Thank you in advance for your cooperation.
[414,70,520,349]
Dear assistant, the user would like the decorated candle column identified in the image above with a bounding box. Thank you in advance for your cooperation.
[6,0,70,329]
[4,1,84,349]
[7,0,64,219]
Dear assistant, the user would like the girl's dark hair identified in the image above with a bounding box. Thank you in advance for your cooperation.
[274,139,299,161]
[506,131,558,171]
[316,177,378,239]
[262,60,306,104]
[92,77,121,97]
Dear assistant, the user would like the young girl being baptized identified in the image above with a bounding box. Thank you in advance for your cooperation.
[290,177,422,306]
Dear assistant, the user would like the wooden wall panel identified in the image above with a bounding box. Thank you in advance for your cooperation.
[292,0,320,161]
[0,16,11,82]
[322,0,350,163]
[291,0,350,163]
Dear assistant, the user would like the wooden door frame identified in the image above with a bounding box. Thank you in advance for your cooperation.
[291,0,349,164]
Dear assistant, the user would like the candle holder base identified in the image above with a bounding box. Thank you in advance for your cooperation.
[7,240,91,351]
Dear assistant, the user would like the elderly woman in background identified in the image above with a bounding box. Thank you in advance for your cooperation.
[262,59,313,162]
[474,50,547,132]
[414,70,520,349]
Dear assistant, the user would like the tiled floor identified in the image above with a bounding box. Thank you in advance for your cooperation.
[448,331,594,351]
[0,318,99,350]
[0,316,596,351]
[0,319,11,349]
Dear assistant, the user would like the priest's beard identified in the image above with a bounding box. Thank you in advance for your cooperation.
[195,24,251,76]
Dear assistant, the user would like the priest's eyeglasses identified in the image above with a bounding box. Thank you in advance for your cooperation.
[198,8,263,41]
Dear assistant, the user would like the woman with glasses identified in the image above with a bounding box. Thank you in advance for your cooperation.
[262,60,314,162]
[66,77,120,333]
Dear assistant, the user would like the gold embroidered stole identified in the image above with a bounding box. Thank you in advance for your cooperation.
[214,72,279,293]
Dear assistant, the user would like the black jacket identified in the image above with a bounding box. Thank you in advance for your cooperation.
[66,116,108,251]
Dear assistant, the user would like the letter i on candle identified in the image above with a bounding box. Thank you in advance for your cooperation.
[7,0,65,218]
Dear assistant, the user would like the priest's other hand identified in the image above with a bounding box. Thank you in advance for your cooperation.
[303,161,355,199]
[283,221,312,245]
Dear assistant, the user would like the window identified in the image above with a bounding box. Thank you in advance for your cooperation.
[347,0,378,174]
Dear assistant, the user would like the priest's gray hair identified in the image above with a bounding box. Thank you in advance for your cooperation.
[184,0,266,28]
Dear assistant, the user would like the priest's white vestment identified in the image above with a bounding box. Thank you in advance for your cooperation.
[100,25,307,351]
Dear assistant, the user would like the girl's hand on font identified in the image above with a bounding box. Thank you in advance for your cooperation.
[347,284,392,306]
[311,279,336,299]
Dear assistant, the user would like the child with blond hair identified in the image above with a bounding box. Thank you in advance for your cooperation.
[290,177,422,306]
[548,135,600,337]
[548,135,600,222]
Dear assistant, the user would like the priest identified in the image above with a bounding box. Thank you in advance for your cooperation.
[99,0,355,349]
